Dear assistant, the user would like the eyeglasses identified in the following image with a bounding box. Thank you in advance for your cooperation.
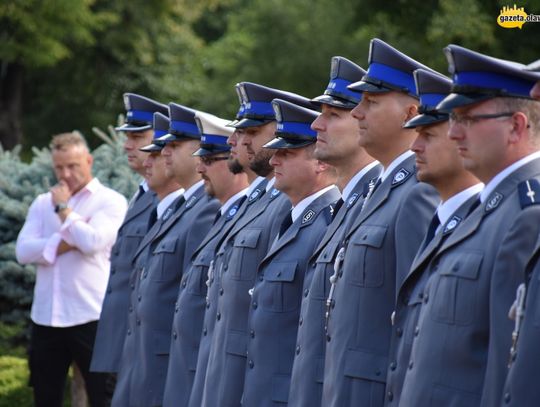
[199,155,229,166]
[449,111,515,128]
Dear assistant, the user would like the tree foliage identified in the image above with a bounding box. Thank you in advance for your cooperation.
[2,0,540,150]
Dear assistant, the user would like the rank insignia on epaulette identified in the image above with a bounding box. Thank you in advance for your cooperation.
[186,196,198,208]
[249,188,262,202]
[270,188,281,200]
[347,193,359,208]
[443,215,462,234]
[392,168,411,186]
[485,192,504,212]
[519,179,540,208]
[226,205,239,220]
[302,209,316,224]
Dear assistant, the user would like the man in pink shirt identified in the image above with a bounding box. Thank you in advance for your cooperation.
[16,132,127,407]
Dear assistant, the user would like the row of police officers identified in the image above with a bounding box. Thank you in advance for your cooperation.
[89,38,540,407]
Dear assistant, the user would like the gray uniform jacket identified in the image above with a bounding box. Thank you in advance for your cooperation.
[91,188,157,373]
[384,193,479,406]
[399,158,540,407]
[200,188,291,407]
[242,187,340,407]
[163,195,246,407]
[112,186,219,407]
[501,234,540,407]
[188,180,268,407]
[322,154,439,407]
[288,164,382,407]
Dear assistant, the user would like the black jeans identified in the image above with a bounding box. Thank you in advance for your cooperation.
[29,321,109,407]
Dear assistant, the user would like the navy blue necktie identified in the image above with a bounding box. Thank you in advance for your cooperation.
[278,212,293,238]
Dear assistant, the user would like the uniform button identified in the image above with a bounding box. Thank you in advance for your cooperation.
[326,335,331,342]
[504,392,511,403]
[414,326,420,336]
[111,267,116,275]
[387,391,394,401]
[182,281,187,288]
[375,369,381,376]
[390,362,397,371]
[511,352,517,362]
[304,289,309,297]
[127,329,131,336]
[143,270,148,278]
[408,361,413,370]
[107,287,112,294]
[311,262,316,268]
[299,317,303,326]
[259,276,263,281]
[250,330,255,338]
[248,360,254,369]
[338,270,343,278]
[396,327,403,337]
[203,328,207,336]
[137,295,142,302]
[216,312,221,321]
[206,302,210,309]
[173,331,178,339]
[219,288,224,295]
[136,319,141,326]
[296,345,301,355]
[424,294,429,304]
[418,292,424,299]
[252,302,258,309]
[175,305,179,313]
[129,306,133,313]
[277,271,282,277]
[223,264,228,271]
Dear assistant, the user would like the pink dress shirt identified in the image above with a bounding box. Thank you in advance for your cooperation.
[16,178,127,327]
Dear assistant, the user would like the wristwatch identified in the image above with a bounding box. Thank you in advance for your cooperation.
[54,202,69,213]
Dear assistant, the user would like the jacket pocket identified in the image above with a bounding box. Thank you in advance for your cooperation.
[151,238,179,282]
[230,228,262,281]
[260,261,299,312]
[431,250,483,325]
[348,225,387,287]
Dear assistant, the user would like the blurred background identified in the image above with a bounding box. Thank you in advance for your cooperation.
[2,0,540,154]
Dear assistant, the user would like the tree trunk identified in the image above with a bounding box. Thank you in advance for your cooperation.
[71,363,89,407]
[0,62,24,150]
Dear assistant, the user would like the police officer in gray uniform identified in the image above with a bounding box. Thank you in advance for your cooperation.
[384,68,483,406]
[399,46,540,407]
[200,83,316,407]
[91,94,165,377]
[242,99,340,406]
[288,56,381,407]
[162,112,249,407]
[322,38,439,407]
[188,96,270,407]
[112,105,220,407]
[498,68,540,407]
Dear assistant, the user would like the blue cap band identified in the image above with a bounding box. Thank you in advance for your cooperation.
[420,93,447,108]
[243,101,275,118]
[455,71,533,97]
[367,62,417,94]
[170,120,199,135]
[201,134,228,145]
[326,78,362,101]
[276,122,317,137]
[153,129,168,138]
[127,109,154,123]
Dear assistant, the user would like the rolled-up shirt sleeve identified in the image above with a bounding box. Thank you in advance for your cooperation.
[16,196,58,265]
[59,197,127,255]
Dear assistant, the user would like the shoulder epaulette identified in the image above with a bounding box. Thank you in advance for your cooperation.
[519,179,540,208]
